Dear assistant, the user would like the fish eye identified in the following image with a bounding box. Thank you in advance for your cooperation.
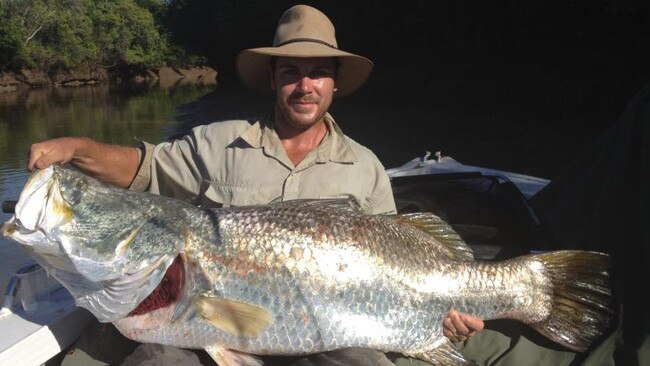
[74,178,88,190]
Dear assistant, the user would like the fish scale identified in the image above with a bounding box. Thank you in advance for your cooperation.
[2,164,614,365]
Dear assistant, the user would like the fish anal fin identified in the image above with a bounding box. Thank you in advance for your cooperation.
[195,296,273,338]
[205,344,263,366]
[417,338,477,366]
[397,212,474,261]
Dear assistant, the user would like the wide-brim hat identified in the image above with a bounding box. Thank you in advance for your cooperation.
[236,5,373,97]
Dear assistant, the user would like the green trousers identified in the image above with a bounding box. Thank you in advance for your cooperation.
[62,319,650,366]
[392,324,640,366]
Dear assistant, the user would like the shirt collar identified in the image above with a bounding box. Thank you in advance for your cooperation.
[320,114,358,163]
[237,113,357,163]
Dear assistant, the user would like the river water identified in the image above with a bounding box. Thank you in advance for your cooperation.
[0,83,217,291]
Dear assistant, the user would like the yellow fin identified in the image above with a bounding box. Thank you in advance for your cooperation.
[397,212,474,261]
[205,344,263,366]
[195,296,273,338]
[418,338,475,365]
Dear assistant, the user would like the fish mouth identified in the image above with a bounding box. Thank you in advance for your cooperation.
[1,218,17,236]
[1,217,53,251]
[15,167,56,231]
[2,167,58,245]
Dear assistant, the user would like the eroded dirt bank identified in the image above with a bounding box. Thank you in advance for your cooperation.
[0,66,217,92]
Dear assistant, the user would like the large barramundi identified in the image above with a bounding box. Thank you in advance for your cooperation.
[2,165,613,365]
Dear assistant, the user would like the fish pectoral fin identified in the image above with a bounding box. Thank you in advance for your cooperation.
[205,344,263,366]
[195,296,273,338]
[417,338,477,366]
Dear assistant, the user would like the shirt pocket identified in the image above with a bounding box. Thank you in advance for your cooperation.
[201,180,276,208]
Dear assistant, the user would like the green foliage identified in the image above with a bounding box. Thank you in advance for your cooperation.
[0,5,29,70]
[92,0,167,67]
[31,1,97,69]
[134,0,167,23]
[0,0,194,71]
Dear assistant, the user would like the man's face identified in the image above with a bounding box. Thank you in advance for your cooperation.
[271,57,337,131]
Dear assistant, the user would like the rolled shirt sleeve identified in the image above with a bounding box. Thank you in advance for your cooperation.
[129,141,154,192]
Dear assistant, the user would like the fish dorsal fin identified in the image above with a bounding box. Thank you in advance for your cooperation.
[397,212,474,261]
[195,296,273,337]
[270,196,363,213]
[305,196,362,212]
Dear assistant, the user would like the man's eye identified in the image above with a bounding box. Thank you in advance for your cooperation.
[312,70,333,78]
[281,69,299,76]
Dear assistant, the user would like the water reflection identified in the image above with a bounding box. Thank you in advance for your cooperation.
[0,84,216,167]
[0,83,217,290]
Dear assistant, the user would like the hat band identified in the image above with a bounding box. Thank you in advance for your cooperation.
[275,37,338,49]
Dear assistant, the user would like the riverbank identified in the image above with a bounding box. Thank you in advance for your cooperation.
[0,66,217,92]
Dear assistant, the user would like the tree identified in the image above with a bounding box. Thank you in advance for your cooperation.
[0,0,177,71]
[0,4,29,70]
[92,0,167,68]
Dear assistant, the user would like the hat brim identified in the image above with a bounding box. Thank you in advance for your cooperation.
[236,42,373,97]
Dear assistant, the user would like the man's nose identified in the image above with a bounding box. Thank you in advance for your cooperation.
[295,76,313,93]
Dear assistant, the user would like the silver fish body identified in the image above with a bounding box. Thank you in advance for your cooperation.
[2,165,613,365]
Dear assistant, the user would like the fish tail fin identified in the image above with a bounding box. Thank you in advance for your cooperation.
[530,250,614,352]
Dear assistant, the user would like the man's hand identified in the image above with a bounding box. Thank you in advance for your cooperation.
[28,137,85,171]
[26,137,140,188]
[443,310,484,342]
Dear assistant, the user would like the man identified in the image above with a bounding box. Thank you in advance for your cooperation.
[29,5,482,365]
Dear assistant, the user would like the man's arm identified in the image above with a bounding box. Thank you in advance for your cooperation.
[28,137,140,188]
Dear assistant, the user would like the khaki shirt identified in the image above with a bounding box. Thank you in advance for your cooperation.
[130,114,396,214]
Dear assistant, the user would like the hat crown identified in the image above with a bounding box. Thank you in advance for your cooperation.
[273,5,338,49]
[237,5,372,97]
